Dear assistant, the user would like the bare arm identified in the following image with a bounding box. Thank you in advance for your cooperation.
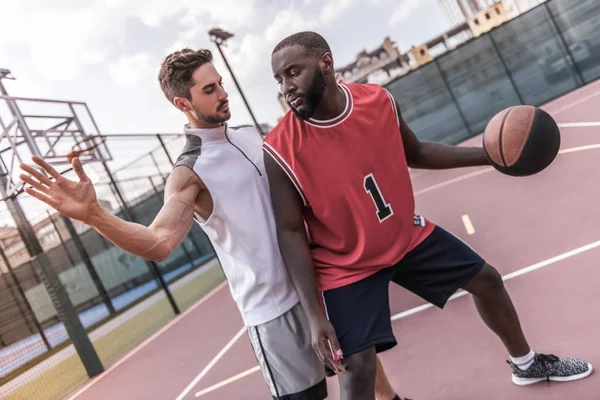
[263,151,345,373]
[395,100,489,169]
[87,167,200,262]
[20,156,202,262]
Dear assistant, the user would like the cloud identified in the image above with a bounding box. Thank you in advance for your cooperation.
[389,0,424,25]
[0,0,258,86]
[319,0,358,23]
[108,53,155,87]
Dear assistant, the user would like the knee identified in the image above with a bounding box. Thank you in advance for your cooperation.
[469,264,504,296]
[339,348,377,400]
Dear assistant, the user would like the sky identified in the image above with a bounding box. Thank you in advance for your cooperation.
[0,0,453,135]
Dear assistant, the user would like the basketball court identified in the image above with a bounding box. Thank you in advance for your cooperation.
[61,81,600,400]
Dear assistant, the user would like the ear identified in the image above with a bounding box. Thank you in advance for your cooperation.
[173,97,192,113]
[320,52,335,75]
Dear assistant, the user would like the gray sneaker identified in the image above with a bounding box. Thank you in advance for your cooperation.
[508,353,593,386]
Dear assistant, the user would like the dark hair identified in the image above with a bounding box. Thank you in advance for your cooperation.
[158,48,213,103]
[272,31,331,57]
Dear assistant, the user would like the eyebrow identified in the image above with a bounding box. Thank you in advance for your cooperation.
[201,77,223,91]
[274,63,301,79]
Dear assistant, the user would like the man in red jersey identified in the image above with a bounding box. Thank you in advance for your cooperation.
[262,31,592,400]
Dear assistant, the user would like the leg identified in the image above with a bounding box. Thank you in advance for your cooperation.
[338,347,377,400]
[322,267,398,399]
[394,224,593,386]
[461,263,530,357]
[375,355,403,400]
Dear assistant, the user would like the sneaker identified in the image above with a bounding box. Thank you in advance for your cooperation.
[508,353,593,386]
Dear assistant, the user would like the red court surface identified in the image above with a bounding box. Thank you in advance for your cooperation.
[64,81,600,400]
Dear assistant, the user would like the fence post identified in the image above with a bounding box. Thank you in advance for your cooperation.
[488,32,525,105]
[0,178,103,377]
[0,246,51,349]
[433,58,473,136]
[63,215,117,315]
[544,2,585,86]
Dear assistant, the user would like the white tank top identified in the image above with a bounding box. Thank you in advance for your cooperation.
[174,124,299,326]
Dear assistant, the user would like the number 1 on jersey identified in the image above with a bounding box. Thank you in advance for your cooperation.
[364,173,393,222]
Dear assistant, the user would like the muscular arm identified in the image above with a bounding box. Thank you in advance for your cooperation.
[263,151,344,371]
[88,167,201,262]
[395,100,489,169]
[263,153,322,319]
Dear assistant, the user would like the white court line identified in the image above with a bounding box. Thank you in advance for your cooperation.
[391,238,600,321]
[461,215,475,235]
[549,83,600,115]
[414,141,600,197]
[167,136,600,399]
[188,238,600,397]
[195,366,261,397]
[175,327,246,400]
[177,139,600,398]
[65,280,228,400]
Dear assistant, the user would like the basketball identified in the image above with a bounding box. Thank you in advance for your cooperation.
[482,105,561,177]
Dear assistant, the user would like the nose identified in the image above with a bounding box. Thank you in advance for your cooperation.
[218,86,229,101]
[281,78,296,97]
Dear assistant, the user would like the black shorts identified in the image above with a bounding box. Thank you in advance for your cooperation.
[321,225,486,358]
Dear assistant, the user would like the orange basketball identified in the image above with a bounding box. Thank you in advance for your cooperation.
[482,105,560,177]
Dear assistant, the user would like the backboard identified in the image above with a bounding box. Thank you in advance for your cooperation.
[0,69,112,200]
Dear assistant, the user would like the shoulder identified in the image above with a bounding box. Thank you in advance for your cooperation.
[263,112,296,147]
[174,134,202,170]
[170,162,205,191]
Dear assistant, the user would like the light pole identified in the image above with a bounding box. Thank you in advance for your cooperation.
[208,28,264,136]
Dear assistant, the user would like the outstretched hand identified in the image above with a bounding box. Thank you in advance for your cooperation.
[19,156,99,223]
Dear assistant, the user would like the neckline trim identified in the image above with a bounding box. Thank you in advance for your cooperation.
[304,84,353,129]
[183,123,228,144]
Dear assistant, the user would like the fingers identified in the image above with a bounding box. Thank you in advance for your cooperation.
[314,337,345,374]
[19,163,53,187]
[326,331,344,361]
[31,156,61,180]
[72,157,90,182]
[24,186,59,208]
[19,173,51,195]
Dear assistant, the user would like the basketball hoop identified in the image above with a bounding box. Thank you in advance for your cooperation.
[66,134,107,163]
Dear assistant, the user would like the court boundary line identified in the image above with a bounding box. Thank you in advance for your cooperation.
[65,279,228,400]
[186,238,600,398]
[184,137,600,398]
[174,327,246,400]
[69,126,600,399]
[391,238,600,321]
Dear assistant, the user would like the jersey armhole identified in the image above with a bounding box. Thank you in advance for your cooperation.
[383,88,400,128]
[262,143,308,207]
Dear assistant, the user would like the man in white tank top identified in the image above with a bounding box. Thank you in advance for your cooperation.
[19,48,404,400]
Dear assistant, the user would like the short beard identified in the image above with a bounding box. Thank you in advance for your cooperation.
[289,68,327,120]
[193,101,230,125]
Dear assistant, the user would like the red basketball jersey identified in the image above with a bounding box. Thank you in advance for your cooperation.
[263,83,434,291]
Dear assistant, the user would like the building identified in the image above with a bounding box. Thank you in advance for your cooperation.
[335,36,412,85]
[468,1,511,37]
[441,0,547,24]
[439,0,486,25]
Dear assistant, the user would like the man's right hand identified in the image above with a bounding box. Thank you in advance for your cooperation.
[19,156,99,224]
[309,314,346,374]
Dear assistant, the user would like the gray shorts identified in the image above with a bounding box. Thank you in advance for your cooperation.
[247,302,327,399]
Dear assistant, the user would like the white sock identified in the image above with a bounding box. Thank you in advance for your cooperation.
[510,349,535,370]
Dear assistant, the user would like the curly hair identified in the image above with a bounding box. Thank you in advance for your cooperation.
[158,48,213,104]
